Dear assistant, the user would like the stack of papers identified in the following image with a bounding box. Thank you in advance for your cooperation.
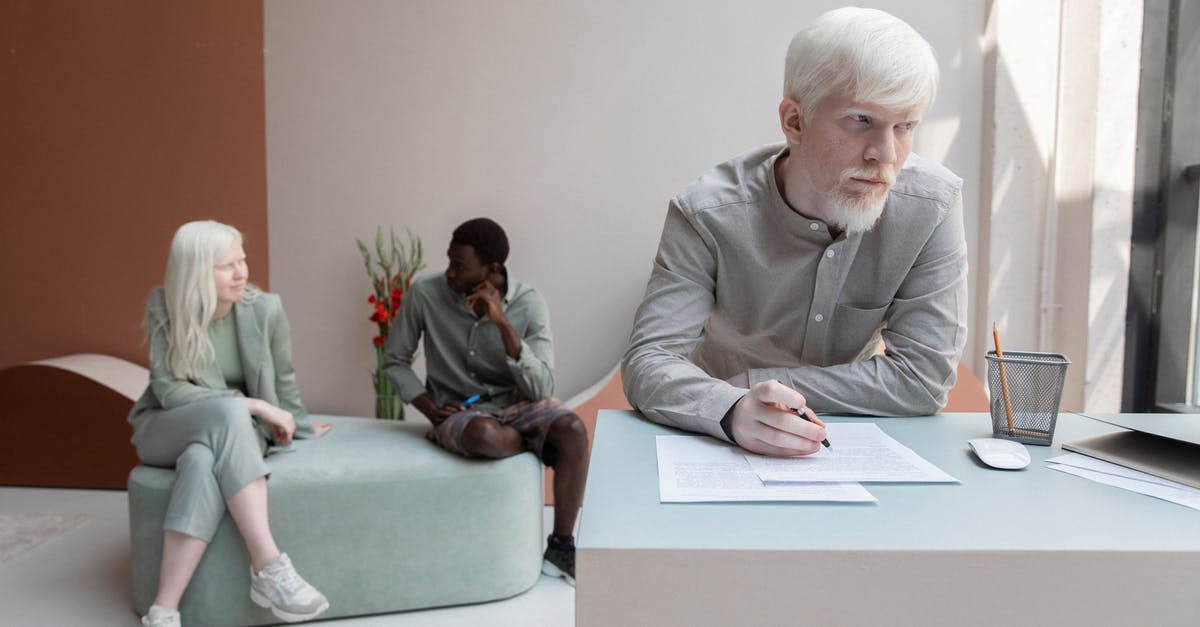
[1046,452,1200,511]
[743,424,959,483]
[655,435,875,502]
[656,423,957,503]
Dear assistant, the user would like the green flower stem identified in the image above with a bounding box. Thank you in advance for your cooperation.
[372,344,403,420]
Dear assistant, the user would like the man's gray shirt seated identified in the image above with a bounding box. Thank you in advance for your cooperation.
[384,273,555,409]
[621,143,967,442]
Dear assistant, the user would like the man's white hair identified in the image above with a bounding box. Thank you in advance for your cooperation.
[784,6,939,121]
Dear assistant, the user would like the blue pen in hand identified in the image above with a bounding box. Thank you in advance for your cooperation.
[462,394,481,408]
[790,407,832,448]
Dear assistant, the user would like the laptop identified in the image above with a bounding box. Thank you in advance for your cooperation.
[1064,414,1200,490]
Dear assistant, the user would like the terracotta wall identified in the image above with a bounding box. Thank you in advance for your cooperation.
[0,1,269,372]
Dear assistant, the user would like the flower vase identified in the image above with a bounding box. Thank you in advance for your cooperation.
[375,391,405,420]
[373,372,405,420]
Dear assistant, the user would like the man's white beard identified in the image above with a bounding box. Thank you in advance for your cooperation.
[819,168,894,234]
[824,190,887,234]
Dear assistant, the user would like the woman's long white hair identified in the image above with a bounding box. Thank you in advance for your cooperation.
[784,7,939,122]
[161,220,259,379]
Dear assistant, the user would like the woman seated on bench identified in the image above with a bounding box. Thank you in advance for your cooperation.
[128,220,332,627]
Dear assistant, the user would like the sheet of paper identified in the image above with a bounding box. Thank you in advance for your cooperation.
[1046,452,1187,489]
[1046,453,1200,511]
[744,423,959,483]
[655,435,876,503]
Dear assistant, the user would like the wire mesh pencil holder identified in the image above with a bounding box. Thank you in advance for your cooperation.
[984,350,1071,446]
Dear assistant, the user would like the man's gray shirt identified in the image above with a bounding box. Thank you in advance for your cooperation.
[621,144,968,442]
[383,273,555,410]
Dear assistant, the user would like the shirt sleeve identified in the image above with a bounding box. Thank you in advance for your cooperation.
[750,191,968,415]
[620,201,748,442]
[382,288,432,404]
[266,296,315,438]
[506,290,555,401]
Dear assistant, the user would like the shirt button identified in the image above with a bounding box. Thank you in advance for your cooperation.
[825,250,834,258]
[468,350,475,356]
[809,223,820,231]
[814,314,824,322]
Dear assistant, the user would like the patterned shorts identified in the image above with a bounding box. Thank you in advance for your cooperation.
[432,397,576,464]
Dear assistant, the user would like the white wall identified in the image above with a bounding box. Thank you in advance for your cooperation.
[980,0,1141,412]
[264,0,985,416]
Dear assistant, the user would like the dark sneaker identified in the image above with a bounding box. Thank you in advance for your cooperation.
[541,535,575,586]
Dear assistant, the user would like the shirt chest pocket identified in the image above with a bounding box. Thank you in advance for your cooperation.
[829,302,889,361]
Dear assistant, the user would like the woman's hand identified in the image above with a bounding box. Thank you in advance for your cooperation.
[312,421,333,438]
[245,399,296,444]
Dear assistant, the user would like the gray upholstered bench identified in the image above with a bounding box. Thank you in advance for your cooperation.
[128,415,543,625]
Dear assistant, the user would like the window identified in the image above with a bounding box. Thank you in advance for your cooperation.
[1124,0,1200,412]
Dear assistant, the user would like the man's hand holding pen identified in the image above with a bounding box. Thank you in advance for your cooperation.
[722,379,829,457]
[415,393,485,426]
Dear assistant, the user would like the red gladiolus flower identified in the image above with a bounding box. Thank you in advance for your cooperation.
[358,227,425,417]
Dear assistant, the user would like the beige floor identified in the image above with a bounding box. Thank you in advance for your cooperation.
[0,487,573,626]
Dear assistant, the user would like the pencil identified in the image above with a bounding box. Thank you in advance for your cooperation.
[790,407,832,448]
[992,322,1015,433]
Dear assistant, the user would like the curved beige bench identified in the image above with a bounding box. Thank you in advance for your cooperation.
[0,353,146,489]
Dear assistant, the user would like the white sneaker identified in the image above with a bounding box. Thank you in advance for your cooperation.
[249,553,330,623]
[141,604,181,627]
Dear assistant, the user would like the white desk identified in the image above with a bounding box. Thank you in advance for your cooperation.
[577,411,1200,626]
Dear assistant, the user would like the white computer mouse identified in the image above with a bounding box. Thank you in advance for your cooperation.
[967,438,1031,470]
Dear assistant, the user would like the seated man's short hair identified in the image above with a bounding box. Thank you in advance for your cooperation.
[452,217,510,266]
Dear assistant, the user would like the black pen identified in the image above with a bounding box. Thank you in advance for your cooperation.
[790,407,831,448]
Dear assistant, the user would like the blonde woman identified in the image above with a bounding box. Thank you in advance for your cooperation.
[129,221,332,626]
